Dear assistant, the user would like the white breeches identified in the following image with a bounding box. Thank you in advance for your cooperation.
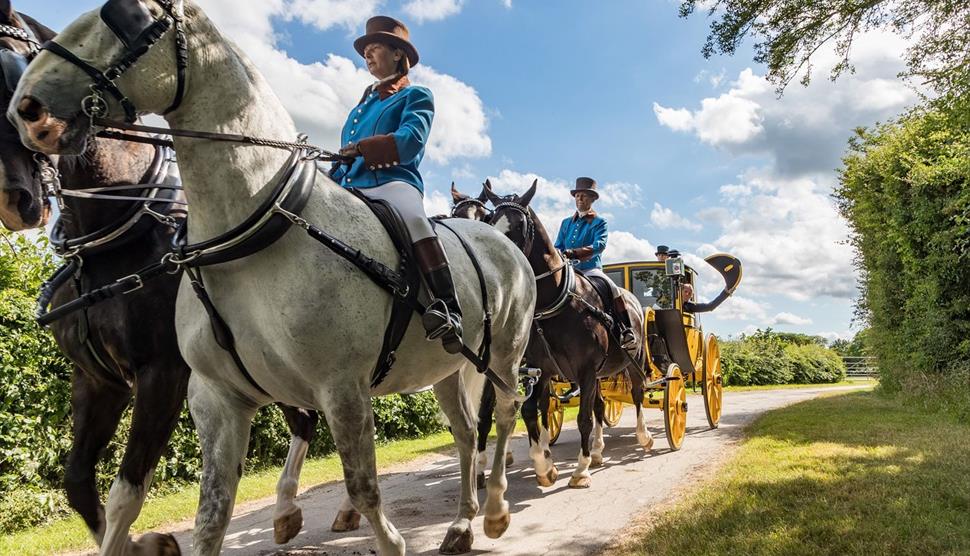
[357,181,435,241]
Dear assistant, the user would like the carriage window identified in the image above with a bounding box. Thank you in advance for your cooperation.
[631,267,673,309]
[604,268,624,289]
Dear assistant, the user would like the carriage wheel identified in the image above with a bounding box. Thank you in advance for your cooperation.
[547,396,565,445]
[603,399,624,427]
[663,364,687,451]
[702,335,723,428]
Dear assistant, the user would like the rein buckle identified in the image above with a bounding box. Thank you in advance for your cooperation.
[119,273,144,294]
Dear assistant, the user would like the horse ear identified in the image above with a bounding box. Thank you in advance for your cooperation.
[483,179,502,205]
[519,179,538,207]
[476,187,488,203]
[0,1,14,25]
[450,182,467,203]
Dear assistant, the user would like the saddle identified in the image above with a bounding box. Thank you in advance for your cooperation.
[578,270,618,333]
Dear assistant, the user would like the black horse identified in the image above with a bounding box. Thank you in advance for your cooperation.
[483,180,652,488]
[0,6,318,552]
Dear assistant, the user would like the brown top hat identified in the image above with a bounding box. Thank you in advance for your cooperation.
[354,16,420,67]
[570,177,599,200]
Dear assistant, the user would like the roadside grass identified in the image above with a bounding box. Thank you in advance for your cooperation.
[608,390,970,556]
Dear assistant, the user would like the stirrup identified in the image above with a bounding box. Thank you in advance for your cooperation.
[422,299,453,340]
[619,327,637,351]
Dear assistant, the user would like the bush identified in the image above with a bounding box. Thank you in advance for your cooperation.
[0,231,446,533]
[836,97,970,416]
[720,329,846,386]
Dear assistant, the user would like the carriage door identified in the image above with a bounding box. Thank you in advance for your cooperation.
[630,265,672,310]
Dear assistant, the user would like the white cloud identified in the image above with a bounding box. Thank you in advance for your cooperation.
[196,0,491,164]
[706,170,856,301]
[423,189,452,217]
[712,295,770,322]
[769,312,813,326]
[285,0,381,31]
[501,0,513,7]
[652,31,919,177]
[403,0,463,22]
[603,231,655,264]
[650,202,702,232]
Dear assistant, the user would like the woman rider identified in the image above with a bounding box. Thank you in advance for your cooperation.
[331,16,463,353]
[554,177,637,351]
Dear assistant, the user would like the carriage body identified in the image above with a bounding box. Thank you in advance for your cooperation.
[546,257,729,450]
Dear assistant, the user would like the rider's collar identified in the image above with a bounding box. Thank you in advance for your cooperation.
[375,73,410,100]
[574,210,597,222]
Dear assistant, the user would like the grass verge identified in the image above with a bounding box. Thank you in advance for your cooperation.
[720,379,875,392]
[607,389,970,555]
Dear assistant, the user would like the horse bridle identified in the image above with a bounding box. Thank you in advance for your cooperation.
[450,197,493,221]
[40,0,187,124]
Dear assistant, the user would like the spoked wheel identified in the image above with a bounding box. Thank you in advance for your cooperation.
[663,364,687,451]
[702,335,723,428]
[603,399,624,427]
[547,396,564,445]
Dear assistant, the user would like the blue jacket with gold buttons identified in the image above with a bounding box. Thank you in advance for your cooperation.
[554,211,608,271]
[330,76,433,194]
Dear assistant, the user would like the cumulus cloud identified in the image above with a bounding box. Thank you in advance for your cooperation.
[403,0,463,22]
[769,312,813,326]
[711,295,770,322]
[705,170,856,301]
[603,231,656,264]
[650,202,702,232]
[423,189,452,217]
[196,0,491,164]
[652,31,918,177]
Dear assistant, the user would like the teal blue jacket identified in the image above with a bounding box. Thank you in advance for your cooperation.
[554,212,608,271]
[331,79,434,193]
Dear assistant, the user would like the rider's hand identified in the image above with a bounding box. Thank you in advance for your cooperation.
[338,142,361,158]
[563,249,575,259]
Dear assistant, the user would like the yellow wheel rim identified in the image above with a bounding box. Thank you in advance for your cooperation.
[603,398,624,427]
[703,335,723,428]
[663,365,687,451]
[547,397,564,445]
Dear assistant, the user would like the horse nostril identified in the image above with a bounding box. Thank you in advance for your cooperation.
[16,97,47,123]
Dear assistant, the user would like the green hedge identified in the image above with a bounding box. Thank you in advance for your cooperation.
[0,232,446,534]
[836,96,970,418]
[720,329,846,386]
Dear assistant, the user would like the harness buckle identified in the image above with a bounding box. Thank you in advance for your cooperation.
[81,87,109,121]
[119,273,144,294]
[272,204,310,230]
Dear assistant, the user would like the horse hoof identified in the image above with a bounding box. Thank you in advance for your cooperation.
[568,475,591,489]
[483,513,511,539]
[638,432,655,450]
[135,532,181,555]
[505,451,514,466]
[477,472,487,490]
[590,453,604,468]
[438,526,474,554]
[274,506,303,544]
[330,508,361,533]
[535,465,558,487]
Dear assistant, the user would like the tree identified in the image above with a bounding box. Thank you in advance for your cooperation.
[679,0,970,98]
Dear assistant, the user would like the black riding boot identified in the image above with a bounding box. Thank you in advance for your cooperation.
[614,297,637,352]
[414,236,464,354]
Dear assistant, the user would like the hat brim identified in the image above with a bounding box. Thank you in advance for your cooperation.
[354,32,420,66]
[570,189,599,199]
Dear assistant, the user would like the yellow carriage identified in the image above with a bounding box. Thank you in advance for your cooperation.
[545,254,742,450]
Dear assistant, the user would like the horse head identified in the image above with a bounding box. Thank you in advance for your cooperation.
[0,4,53,230]
[450,181,491,221]
[483,178,538,253]
[10,0,187,156]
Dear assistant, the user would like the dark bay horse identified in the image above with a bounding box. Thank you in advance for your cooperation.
[483,180,654,488]
[0,7,318,552]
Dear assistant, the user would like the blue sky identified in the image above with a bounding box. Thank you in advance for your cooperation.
[29,0,919,340]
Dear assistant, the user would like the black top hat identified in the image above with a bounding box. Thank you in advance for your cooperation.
[354,16,420,66]
[655,245,669,255]
[667,249,681,258]
[570,177,599,200]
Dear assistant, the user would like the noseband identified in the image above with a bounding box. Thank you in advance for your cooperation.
[40,0,187,124]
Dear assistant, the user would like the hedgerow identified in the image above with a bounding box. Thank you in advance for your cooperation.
[720,329,846,386]
[835,97,970,419]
